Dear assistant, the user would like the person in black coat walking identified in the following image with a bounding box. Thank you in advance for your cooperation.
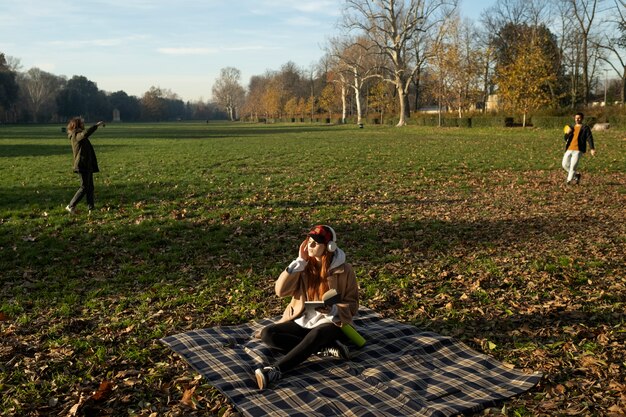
[65,117,105,214]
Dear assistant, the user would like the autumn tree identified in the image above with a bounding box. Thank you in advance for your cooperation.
[297,97,306,120]
[429,15,483,118]
[212,67,245,121]
[480,0,558,108]
[242,75,267,121]
[262,76,283,119]
[141,86,167,121]
[284,97,299,119]
[319,84,338,121]
[306,95,317,120]
[368,80,394,123]
[342,0,458,126]
[492,23,563,106]
[495,38,557,126]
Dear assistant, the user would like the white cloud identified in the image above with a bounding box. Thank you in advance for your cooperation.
[47,35,149,49]
[157,47,218,55]
[293,1,340,15]
[285,16,320,27]
[35,62,57,72]
[157,45,281,55]
[223,45,282,52]
[251,0,340,16]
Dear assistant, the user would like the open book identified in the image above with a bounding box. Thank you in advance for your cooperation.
[304,288,340,309]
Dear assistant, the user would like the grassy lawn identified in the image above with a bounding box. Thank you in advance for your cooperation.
[1,121,624,416]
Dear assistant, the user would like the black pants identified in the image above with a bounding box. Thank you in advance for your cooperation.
[69,171,95,210]
[260,321,345,373]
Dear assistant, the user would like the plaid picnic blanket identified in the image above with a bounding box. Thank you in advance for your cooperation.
[161,309,541,416]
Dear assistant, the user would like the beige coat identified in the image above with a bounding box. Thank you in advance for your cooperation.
[255,259,359,338]
[277,261,358,324]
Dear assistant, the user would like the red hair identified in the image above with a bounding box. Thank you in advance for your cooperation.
[305,250,332,301]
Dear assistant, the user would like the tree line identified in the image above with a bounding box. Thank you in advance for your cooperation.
[1,0,624,126]
[212,0,625,127]
[0,56,228,124]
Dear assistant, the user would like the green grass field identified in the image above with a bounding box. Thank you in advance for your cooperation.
[1,122,625,416]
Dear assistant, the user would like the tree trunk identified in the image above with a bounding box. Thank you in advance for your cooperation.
[622,69,626,104]
[396,86,407,126]
[341,85,347,123]
[353,69,363,125]
[582,41,590,105]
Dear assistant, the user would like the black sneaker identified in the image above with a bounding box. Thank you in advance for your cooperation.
[574,173,581,184]
[318,340,351,360]
[255,366,281,390]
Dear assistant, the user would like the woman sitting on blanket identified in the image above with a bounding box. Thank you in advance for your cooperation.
[254,225,359,390]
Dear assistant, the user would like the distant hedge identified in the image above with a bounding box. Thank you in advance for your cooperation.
[608,116,626,129]
[270,113,625,130]
[532,116,598,129]
[471,116,514,127]
[412,116,473,127]
[531,116,571,129]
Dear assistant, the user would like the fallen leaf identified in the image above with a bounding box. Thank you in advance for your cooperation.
[91,380,113,401]
[181,386,197,409]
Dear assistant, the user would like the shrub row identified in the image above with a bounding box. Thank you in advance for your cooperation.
[252,114,625,129]
[607,116,626,129]
[412,116,512,128]
[531,116,598,129]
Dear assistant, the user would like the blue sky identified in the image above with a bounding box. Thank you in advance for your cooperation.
[0,0,495,102]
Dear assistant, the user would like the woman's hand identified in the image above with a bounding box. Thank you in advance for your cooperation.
[298,238,309,261]
[96,121,106,127]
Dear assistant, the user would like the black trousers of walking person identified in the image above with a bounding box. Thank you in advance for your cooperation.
[69,171,95,210]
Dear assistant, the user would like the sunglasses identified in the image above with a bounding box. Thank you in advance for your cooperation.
[308,239,324,248]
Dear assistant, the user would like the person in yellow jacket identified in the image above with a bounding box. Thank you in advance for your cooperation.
[254,225,359,390]
[562,112,596,185]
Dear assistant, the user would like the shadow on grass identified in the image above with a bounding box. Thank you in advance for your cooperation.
[100,124,349,140]
[0,143,123,158]
[0,144,69,158]
[0,182,162,211]
[2,208,611,287]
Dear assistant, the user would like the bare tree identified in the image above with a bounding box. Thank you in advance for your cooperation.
[327,36,382,125]
[481,0,553,32]
[18,68,65,122]
[563,0,604,105]
[342,0,457,126]
[3,55,22,73]
[596,0,626,102]
[212,67,245,121]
